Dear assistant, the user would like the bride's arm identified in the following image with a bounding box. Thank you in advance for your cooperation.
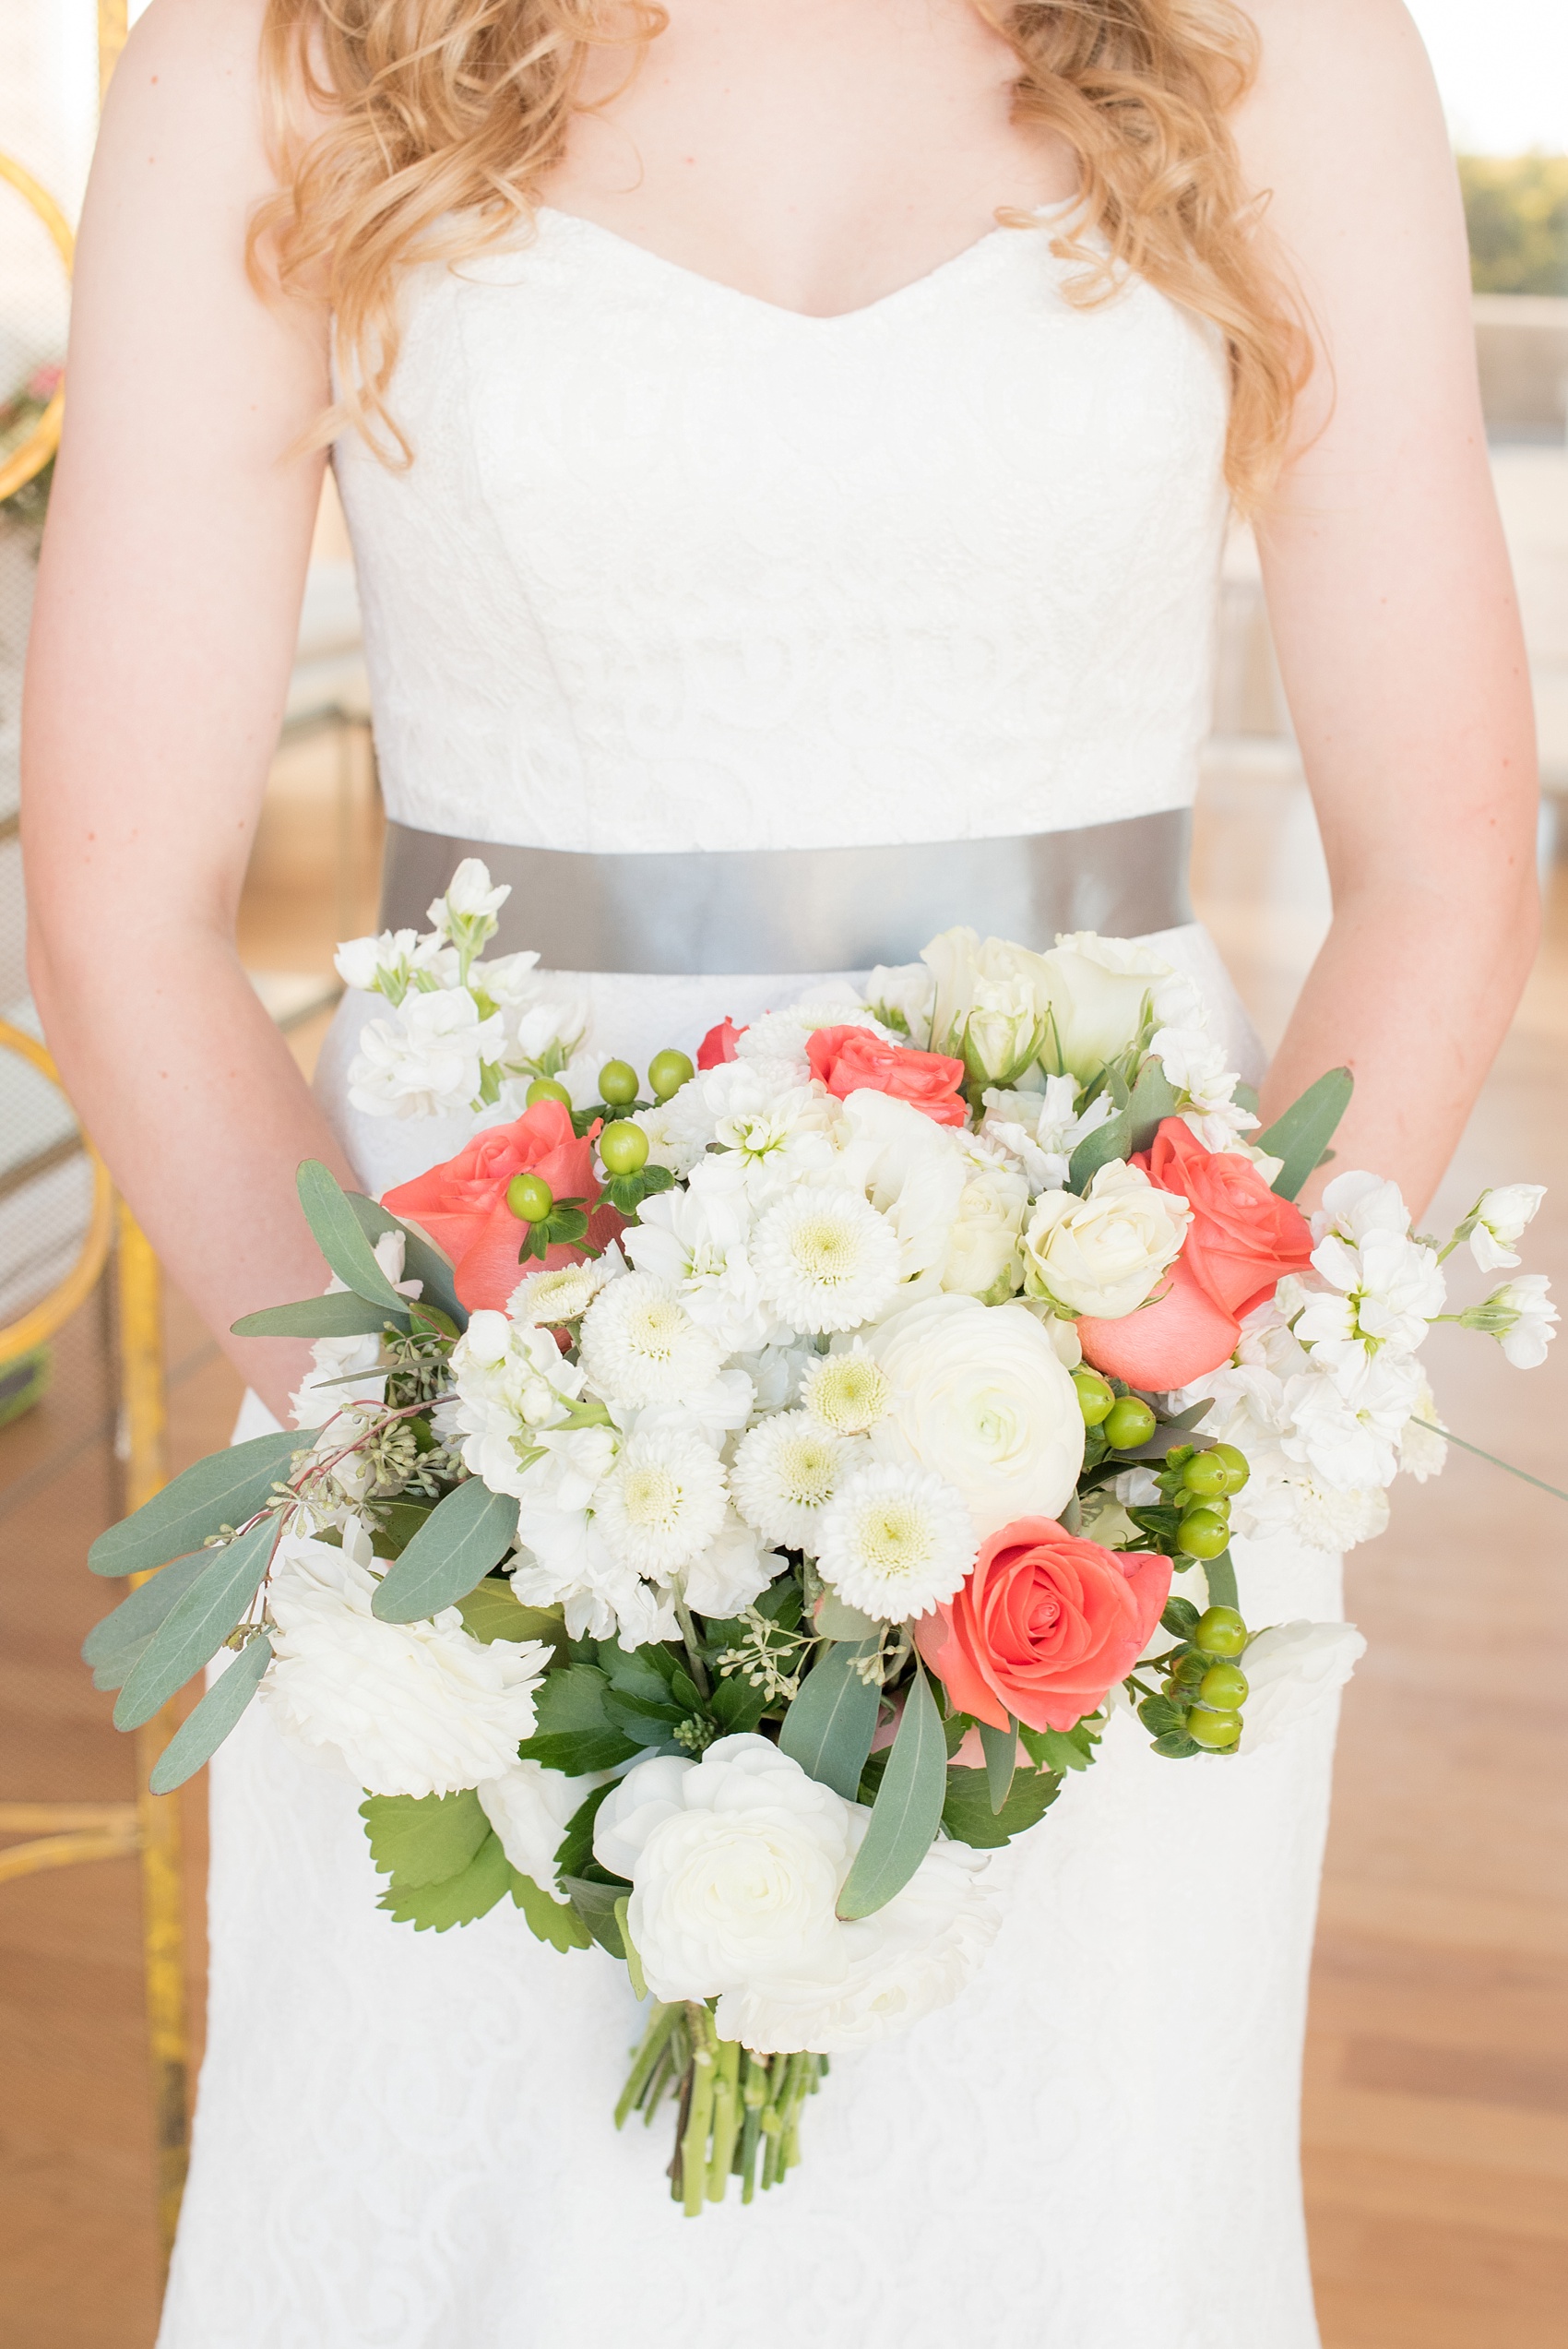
[22,0,352,1421]
[1237,0,1539,1215]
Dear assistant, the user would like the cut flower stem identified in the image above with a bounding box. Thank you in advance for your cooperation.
[613,1998,828,2213]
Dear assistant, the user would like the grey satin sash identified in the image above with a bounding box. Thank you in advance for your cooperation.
[378,809,1194,975]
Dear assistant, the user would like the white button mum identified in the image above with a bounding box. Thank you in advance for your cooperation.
[507,1256,619,1326]
[593,1425,730,1577]
[577,1270,724,1408]
[731,1411,852,1550]
[814,1461,975,1620]
[263,1520,550,1797]
[800,1346,891,1435]
[751,1186,902,1333]
[864,1294,1086,1535]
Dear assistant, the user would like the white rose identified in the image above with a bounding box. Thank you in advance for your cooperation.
[941,1151,1028,1303]
[263,1520,550,1796]
[1037,935,1169,1082]
[599,1735,852,2002]
[477,1760,602,1902]
[864,1294,1086,1535]
[1237,1620,1367,1752]
[1021,1160,1191,1318]
[920,927,1057,1062]
[962,975,1050,1088]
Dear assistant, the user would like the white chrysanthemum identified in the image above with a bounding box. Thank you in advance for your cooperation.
[752,1186,901,1334]
[801,1346,890,1435]
[577,1271,723,1407]
[594,1425,730,1576]
[263,1520,548,1796]
[506,1255,619,1327]
[814,1461,975,1620]
[731,1412,851,1549]
[477,1761,602,1902]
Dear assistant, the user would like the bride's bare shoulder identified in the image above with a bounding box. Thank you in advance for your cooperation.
[1237,0,1446,154]
[97,0,316,206]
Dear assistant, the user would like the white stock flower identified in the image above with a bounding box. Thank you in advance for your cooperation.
[1278,1349,1423,1492]
[428,856,511,935]
[1399,1379,1448,1481]
[290,1233,421,1428]
[593,1425,730,1578]
[752,1186,902,1334]
[1237,1621,1367,1753]
[1458,1272,1559,1367]
[348,990,506,1119]
[332,927,447,999]
[801,1345,891,1435]
[864,960,937,1045]
[446,1309,589,1497]
[980,1074,1116,1196]
[1313,1170,1412,1247]
[627,1154,777,1353]
[814,1461,975,1621]
[510,1503,672,1650]
[864,1294,1086,1534]
[577,1271,724,1409]
[507,1255,619,1326]
[1021,1160,1191,1319]
[1299,1221,1446,1363]
[1466,1184,1546,1273]
[1149,1025,1252,1130]
[475,958,588,1072]
[679,1510,783,1619]
[477,1761,601,1901]
[731,1412,852,1550]
[264,1520,549,1796]
[941,1147,1028,1304]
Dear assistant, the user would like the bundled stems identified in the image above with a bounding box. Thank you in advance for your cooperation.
[612,1998,828,2213]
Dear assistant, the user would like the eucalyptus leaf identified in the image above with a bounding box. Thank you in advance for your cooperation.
[82,1550,212,1667]
[812,1592,884,1642]
[87,1431,298,1580]
[837,1662,946,1921]
[113,1516,279,1730]
[979,1716,1019,1815]
[1203,1548,1240,1612]
[1254,1067,1353,1202]
[296,1159,413,1313]
[371,1478,520,1622]
[231,1291,402,1341]
[361,1787,490,1889]
[778,1639,881,1802]
[148,1634,273,1793]
[1126,1057,1180,1156]
[343,1191,466,1328]
[1068,1068,1134,1194]
[93,1643,148,1693]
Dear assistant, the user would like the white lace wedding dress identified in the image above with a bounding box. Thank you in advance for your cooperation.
[157,209,1340,2348]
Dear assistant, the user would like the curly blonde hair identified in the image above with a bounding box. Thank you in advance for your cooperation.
[252,0,1309,506]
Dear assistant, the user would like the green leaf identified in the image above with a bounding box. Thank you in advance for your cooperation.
[941,1759,1061,1849]
[1137,1693,1188,1739]
[1126,1056,1180,1156]
[296,1160,413,1313]
[371,1478,520,1622]
[553,1780,617,1882]
[979,1715,1019,1815]
[778,1640,882,1802]
[512,1870,592,1952]
[342,1192,466,1329]
[361,1787,490,1889]
[562,1874,628,1956]
[1254,1067,1353,1201]
[82,1549,213,1669]
[1161,1596,1203,1640]
[601,1646,680,1704]
[231,1292,403,1341]
[1068,1068,1133,1194]
[709,1675,768,1735]
[1203,1548,1240,1612]
[516,1664,643,1772]
[837,1662,946,1921]
[88,1431,298,1579]
[457,1579,566,1655]
[1150,1729,1204,1760]
[378,1830,513,1930]
[615,1897,648,1998]
[376,1498,438,1559]
[812,1592,883,1642]
[148,1635,273,1793]
[1017,1722,1099,1773]
[113,1517,279,1731]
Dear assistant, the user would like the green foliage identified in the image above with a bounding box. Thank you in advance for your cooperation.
[457,1579,565,1654]
[1137,1693,1189,1740]
[1018,1720,1100,1774]
[113,1516,279,1730]
[342,1191,465,1329]
[82,1549,212,1674]
[371,1479,520,1622]
[148,1635,273,1793]
[362,1788,492,1887]
[1067,1067,1132,1193]
[1254,1067,1352,1202]
[231,1292,401,1341]
[778,1639,881,1800]
[1125,1056,1180,1157]
[1161,1595,1203,1640]
[837,1663,947,1921]
[1461,153,1568,295]
[516,1663,646,1772]
[941,1759,1062,1848]
[561,1875,628,1955]
[553,1781,617,1881]
[296,1161,413,1314]
[378,1832,515,1931]
[1202,1549,1240,1613]
[376,1498,438,1559]
[512,1872,593,1952]
[979,1716,1018,1814]
[87,1429,298,1578]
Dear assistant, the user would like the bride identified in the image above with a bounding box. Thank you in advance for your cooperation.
[22,2,1538,2343]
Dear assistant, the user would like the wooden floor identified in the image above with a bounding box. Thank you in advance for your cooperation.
[1,751,1564,2346]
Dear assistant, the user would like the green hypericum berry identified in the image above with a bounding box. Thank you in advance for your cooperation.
[505,1173,554,1223]
[1186,1705,1241,1751]
[1209,1441,1251,1494]
[1072,1368,1116,1427]
[1180,1450,1231,1498]
[599,1059,639,1106]
[1102,1395,1158,1449]
[647,1048,695,1102]
[600,1120,649,1176]
[526,1077,572,1109]
[1176,1508,1230,1559]
[1194,1605,1248,1659]
[1197,1663,1249,1711]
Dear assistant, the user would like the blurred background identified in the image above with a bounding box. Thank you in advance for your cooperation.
[1,3,1564,2343]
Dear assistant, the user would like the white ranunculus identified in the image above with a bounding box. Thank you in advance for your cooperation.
[679,1509,784,1619]
[1466,1184,1546,1273]
[941,1147,1028,1304]
[1237,1620,1367,1752]
[600,1735,853,2002]
[864,1294,1086,1535]
[291,1234,422,1428]
[348,989,507,1119]
[263,1520,549,1796]
[477,1761,602,1901]
[1021,1159,1191,1318]
[719,1825,999,2054]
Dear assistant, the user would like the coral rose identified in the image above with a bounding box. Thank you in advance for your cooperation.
[696,1018,745,1068]
[806,1026,968,1127]
[1077,1259,1245,1389]
[915,1517,1171,1734]
[382,1099,604,1315]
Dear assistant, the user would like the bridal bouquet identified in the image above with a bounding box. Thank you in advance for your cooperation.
[84,862,1556,2212]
